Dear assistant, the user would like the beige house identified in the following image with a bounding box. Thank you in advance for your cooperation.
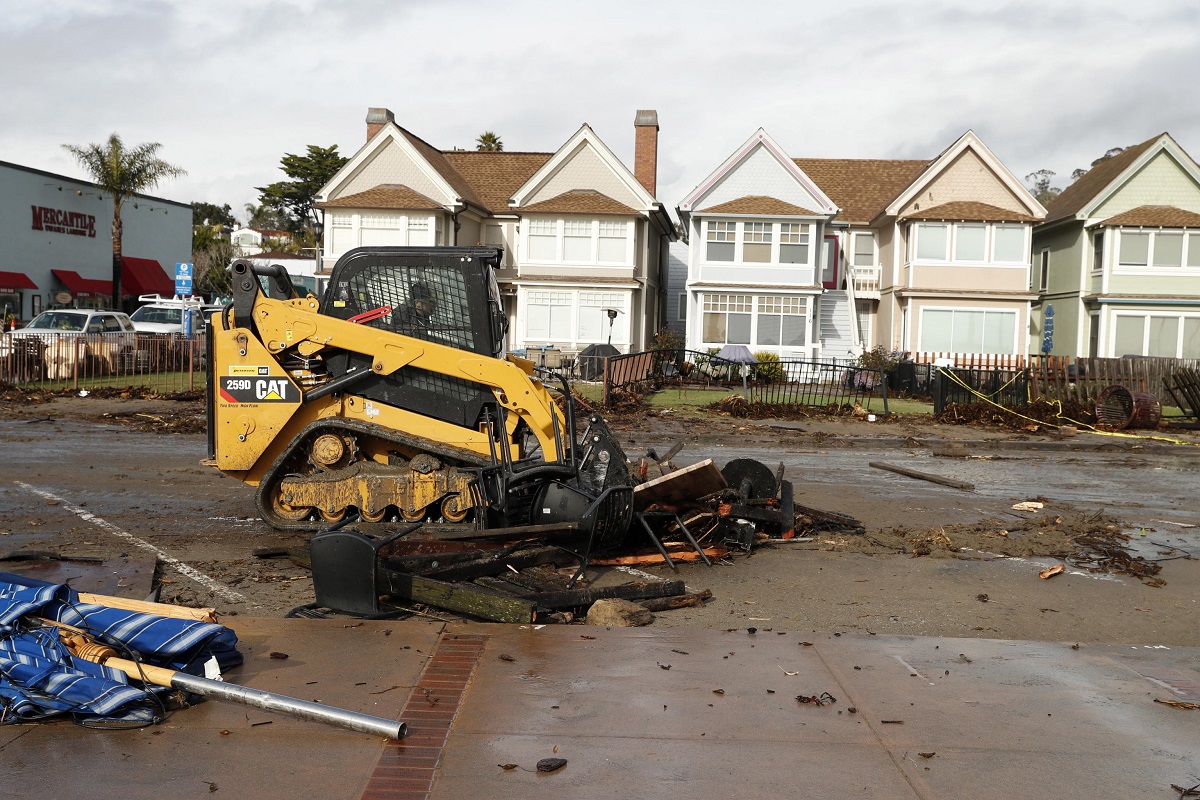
[677,130,1046,361]
[1031,133,1200,358]
[315,108,674,354]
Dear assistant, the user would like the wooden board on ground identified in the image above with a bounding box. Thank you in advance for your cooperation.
[868,461,975,492]
[634,458,727,511]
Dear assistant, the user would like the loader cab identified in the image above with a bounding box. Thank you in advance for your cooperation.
[322,246,507,357]
[319,246,510,431]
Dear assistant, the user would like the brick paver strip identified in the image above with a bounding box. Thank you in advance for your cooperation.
[360,633,488,800]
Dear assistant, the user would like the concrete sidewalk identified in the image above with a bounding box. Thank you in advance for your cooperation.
[2,618,1196,800]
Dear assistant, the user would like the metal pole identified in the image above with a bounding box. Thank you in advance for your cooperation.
[170,671,407,739]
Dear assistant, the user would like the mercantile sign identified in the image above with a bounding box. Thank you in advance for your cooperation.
[31,205,96,238]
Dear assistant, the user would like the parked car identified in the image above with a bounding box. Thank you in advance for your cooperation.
[129,294,221,336]
[1,308,137,379]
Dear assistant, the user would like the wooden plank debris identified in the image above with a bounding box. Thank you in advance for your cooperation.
[375,571,537,624]
[869,461,975,492]
[633,458,726,511]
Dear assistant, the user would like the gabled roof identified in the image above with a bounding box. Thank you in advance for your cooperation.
[394,127,486,209]
[1042,134,1172,224]
[883,130,1045,221]
[678,129,838,218]
[520,189,638,216]
[793,159,929,224]
[903,201,1037,222]
[697,195,821,216]
[1099,205,1200,228]
[509,123,659,213]
[443,151,553,213]
[318,184,442,210]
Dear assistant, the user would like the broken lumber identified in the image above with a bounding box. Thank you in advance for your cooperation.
[76,593,217,623]
[375,572,537,624]
[591,546,727,566]
[868,461,975,492]
[633,458,726,511]
[639,589,712,611]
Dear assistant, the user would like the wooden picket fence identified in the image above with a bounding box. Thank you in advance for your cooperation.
[911,352,1200,407]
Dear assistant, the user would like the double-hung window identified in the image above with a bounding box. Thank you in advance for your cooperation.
[526,290,572,340]
[563,219,592,261]
[706,221,735,262]
[743,222,772,262]
[779,223,810,264]
[598,221,628,262]
[851,232,875,267]
[755,296,807,347]
[702,294,752,344]
[527,219,557,260]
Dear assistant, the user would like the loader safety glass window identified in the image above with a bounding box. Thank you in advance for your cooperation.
[342,263,476,352]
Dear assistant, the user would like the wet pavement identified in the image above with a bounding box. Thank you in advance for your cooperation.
[2,618,1197,799]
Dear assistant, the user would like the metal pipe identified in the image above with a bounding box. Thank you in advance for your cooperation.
[170,671,406,739]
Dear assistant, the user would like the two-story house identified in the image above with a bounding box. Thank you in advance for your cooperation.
[314,108,674,354]
[1031,133,1200,359]
[678,130,1046,362]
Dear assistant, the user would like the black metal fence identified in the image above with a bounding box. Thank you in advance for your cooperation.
[600,349,886,412]
[931,365,1029,415]
[0,332,207,393]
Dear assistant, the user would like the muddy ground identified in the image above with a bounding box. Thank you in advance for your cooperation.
[1,390,1198,647]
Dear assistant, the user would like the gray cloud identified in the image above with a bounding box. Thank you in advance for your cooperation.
[2,0,1196,220]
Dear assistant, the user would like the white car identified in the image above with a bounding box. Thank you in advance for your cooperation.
[1,308,137,378]
[130,295,221,336]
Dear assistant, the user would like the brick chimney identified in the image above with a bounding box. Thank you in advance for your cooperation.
[633,110,659,197]
[366,107,394,141]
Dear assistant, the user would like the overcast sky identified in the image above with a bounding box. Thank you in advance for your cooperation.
[3,0,1198,224]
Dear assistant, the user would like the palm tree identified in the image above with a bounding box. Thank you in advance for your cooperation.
[475,131,504,152]
[62,134,186,308]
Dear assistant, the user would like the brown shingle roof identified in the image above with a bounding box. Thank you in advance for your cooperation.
[318,184,442,210]
[1099,205,1200,228]
[443,151,553,213]
[1041,135,1163,224]
[794,158,930,224]
[697,195,820,216]
[903,201,1036,222]
[394,127,486,209]
[519,190,638,215]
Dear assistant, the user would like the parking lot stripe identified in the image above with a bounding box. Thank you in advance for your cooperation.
[14,481,246,603]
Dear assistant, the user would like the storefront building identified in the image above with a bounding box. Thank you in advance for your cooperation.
[0,160,191,323]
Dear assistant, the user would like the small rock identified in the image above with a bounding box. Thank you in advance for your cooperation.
[586,598,653,627]
[536,758,568,773]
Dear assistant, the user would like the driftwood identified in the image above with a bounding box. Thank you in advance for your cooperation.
[869,461,975,492]
[639,589,713,611]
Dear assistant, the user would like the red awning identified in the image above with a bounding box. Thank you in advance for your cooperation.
[121,257,173,297]
[0,271,37,293]
[51,269,112,299]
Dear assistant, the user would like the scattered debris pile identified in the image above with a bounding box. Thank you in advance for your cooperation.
[703,394,857,420]
[809,502,1180,586]
[936,397,1096,429]
[270,454,862,625]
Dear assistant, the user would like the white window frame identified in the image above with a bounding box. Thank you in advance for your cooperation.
[1109,310,1200,358]
[1113,227,1200,275]
[698,292,811,351]
[910,222,1029,267]
[917,306,1020,355]
[850,232,876,267]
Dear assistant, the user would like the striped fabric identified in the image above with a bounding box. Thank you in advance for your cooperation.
[0,573,241,725]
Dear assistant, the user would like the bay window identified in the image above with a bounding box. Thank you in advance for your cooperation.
[700,293,809,349]
[911,222,1029,264]
[1113,313,1200,358]
[525,218,631,264]
[1115,228,1200,270]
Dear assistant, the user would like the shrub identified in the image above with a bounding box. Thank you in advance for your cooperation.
[753,351,785,382]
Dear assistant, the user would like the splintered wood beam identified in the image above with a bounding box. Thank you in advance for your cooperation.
[868,461,975,492]
[521,579,687,610]
[375,571,537,624]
